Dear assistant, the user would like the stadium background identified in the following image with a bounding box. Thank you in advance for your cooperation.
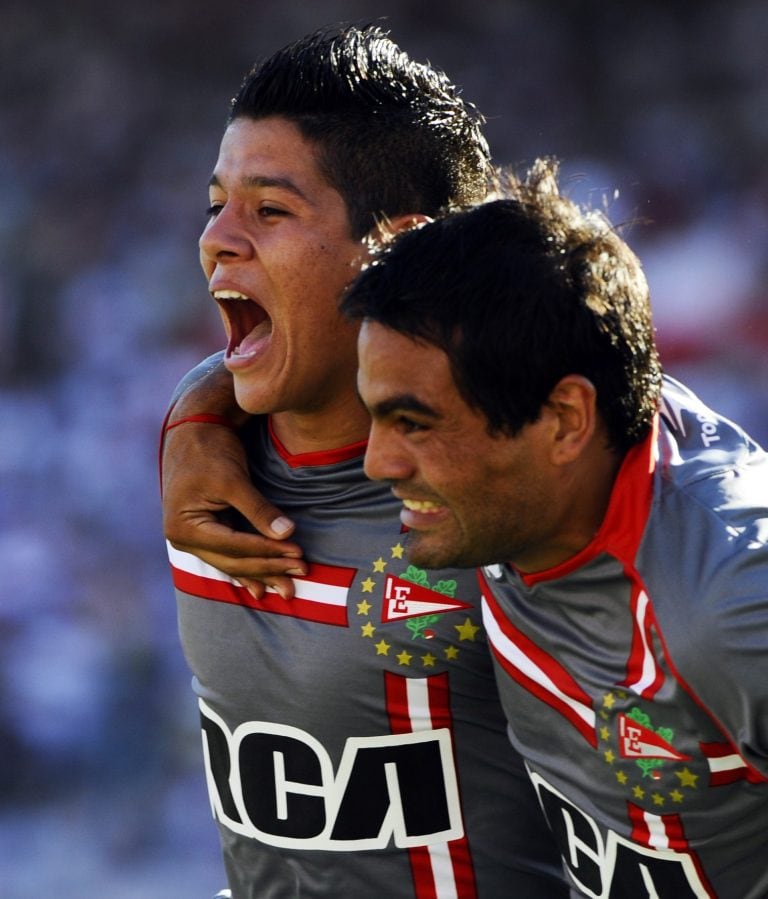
[1,0,766,894]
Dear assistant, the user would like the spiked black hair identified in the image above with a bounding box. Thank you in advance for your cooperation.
[228,25,491,237]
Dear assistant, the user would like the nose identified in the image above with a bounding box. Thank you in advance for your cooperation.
[199,204,254,269]
[364,422,414,484]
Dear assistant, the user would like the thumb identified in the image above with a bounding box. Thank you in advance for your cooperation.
[234,491,297,542]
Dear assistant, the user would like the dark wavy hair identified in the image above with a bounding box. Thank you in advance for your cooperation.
[228,24,492,237]
[342,160,663,453]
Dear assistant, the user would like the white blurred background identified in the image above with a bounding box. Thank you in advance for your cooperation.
[1,1,766,894]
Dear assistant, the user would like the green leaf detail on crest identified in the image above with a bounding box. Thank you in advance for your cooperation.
[431,579,458,598]
[637,758,664,778]
[406,615,441,640]
[399,566,457,598]
[628,707,677,778]
[397,566,458,639]
[400,566,430,587]
[627,707,652,728]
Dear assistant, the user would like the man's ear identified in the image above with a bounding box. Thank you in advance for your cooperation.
[544,375,598,466]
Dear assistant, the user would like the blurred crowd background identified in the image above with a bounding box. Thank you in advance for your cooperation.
[1,0,766,894]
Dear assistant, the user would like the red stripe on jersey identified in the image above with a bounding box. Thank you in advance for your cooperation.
[384,671,454,734]
[268,416,367,468]
[408,847,438,899]
[627,585,768,788]
[700,741,766,786]
[426,674,453,731]
[518,424,657,587]
[171,555,355,627]
[661,812,688,853]
[384,671,413,735]
[383,672,478,899]
[480,578,597,747]
[448,837,478,899]
[627,801,652,845]
[627,802,718,897]
[621,587,665,699]
[298,560,358,587]
[628,802,691,852]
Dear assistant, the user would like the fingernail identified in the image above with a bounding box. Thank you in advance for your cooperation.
[271,516,294,537]
[287,568,305,577]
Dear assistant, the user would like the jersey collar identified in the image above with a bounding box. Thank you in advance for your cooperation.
[267,416,368,469]
[519,414,658,586]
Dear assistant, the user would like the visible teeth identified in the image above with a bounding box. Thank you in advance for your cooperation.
[403,499,441,512]
[213,289,250,300]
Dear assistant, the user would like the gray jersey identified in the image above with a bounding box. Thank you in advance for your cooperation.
[480,377,768,898]
[170,418,566,898]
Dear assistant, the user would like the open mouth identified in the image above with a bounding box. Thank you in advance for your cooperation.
[402,498,442,514]
[213,289,271,359]
[398,496,448,530]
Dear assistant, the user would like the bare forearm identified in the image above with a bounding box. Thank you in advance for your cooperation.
[160,353,307,599]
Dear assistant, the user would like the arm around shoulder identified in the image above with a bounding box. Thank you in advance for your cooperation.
[160,353,307,598]
[165,350,250,427]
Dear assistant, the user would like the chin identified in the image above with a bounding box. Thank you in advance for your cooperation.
[409,531,500,572]
[233,393,260,415]
[233,380,274,416]
[404,534,467,572]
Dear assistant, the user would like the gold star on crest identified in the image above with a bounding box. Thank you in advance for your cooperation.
[390,543,405,559]
[361,577,376,593]
[361,621,376,638]
[422,653,437,668]
[455,617,480,642]
[373,557,387,572]
[396,650,412,666]
[356,599,372,616]
[676,767,699,789]
[602,692,616,709]
[444,646,459,660]
[375,640,391,656]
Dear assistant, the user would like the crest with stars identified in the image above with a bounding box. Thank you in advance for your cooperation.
[355,541,481,672]
[597,689,701,811]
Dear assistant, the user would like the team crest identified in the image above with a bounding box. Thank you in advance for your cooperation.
[382,570,471,623]
[598,693,765,807]
[619,709,691,770]
[599,693,701,807]
[355,544,481,670]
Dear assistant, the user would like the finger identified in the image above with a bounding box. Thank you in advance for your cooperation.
[169,523,309,581]
[180,548,308,582]
[169,515,304,560]
[231,492,297,540]
[236,578,266,601]
[237,575,298,601]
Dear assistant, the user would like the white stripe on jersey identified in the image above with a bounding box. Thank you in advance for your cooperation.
[167,541,348,607]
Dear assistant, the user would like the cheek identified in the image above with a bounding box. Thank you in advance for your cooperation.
[281,244,355,305]
[448,462,508,522]
[199,250,213,281]
[314,235,363,283]
[216,305,231,338]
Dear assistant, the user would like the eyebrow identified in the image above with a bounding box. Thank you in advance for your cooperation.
[369,394,442,421]
[208,173,311,203]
